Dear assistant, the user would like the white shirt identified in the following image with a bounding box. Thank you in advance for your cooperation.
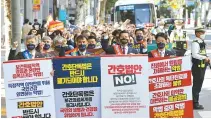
[79,50,86,56]
[31,50,36,59]
[158,49,165,57]
[191,37,207,60]
[121,46,128,55]
[143,48,147,53]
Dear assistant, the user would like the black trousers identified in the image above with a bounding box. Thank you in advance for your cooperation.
[173,49,187,56]
[192,64,207,105]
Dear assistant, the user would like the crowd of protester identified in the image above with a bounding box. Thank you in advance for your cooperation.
[8,18,178,60]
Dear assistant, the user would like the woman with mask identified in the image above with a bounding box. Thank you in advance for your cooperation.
[39,36,60,58]
[148,33,176,58]
[8,35,44,60]
[53,35,68,57]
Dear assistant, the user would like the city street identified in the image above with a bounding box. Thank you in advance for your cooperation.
[1,30,211,118]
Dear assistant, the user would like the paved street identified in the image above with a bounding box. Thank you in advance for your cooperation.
[1,30,211,118]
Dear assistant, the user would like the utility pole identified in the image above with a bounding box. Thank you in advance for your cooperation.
[11,0,21,52]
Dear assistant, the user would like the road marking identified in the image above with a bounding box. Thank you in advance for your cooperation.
[198,111,211,118]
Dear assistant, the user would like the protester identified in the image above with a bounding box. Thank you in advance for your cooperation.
[62,35,91,56]
[8,35,44,60]
[148,32,176,58]
[33,19,41,30]
[111,29,121,45]
[87,36,102,49]
[102,30,138,55]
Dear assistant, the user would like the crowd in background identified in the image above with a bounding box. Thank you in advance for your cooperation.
[8,18,182,60]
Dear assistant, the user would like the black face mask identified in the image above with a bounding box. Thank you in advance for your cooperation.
[157,42,165,49]
[87,44,96,49]
[120,38,128,44]
[136,35,143,41]
[27,44,36,50]
[43,44,51,50]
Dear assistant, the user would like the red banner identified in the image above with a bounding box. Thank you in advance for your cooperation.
[150,100,193,118]
[149,71,192,91]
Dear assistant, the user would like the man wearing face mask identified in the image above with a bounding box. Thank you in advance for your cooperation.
[134,29,147,54]
[8,35,44,60]
[191,27,210,110]
[87,36,101,49]
[148,33,176,58]
[60,35,91,56]
[170,20,188,56]
[102,30,138,55]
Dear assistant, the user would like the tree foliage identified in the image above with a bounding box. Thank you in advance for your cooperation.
[105,0,118,14]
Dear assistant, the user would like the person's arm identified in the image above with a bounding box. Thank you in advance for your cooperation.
[191,42,207,60]
[8,42,19,60]
[8,48,17,60]
[59,47,66,57]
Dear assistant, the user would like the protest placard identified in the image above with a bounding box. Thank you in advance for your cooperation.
[148,56,193,118]
[53,57,101,118]
[3,59,56,118]
[101,56,149,118]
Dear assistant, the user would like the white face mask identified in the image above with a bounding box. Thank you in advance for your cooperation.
[159,26,164,29]
[200,34,206,40]
[176,26,182,30]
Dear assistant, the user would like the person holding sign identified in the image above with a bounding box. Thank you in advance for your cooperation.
[102,30,138,55]
[8,35,44,60]
[148,33,176,58]
[191,27,210,110]
[61,35,91,56]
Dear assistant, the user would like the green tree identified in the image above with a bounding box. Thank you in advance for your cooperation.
[105,0,118,14]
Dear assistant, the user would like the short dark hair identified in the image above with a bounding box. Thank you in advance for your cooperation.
[155,32,168,41]
[76,35,87,42]
[88,36,97,41]
[135,29,144,34]
[34,19,38,22]
[101,32,107,35]
[24,19,29,24]
[119,30,129,37]
[112,29,121,36]
[90,32,96,38]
